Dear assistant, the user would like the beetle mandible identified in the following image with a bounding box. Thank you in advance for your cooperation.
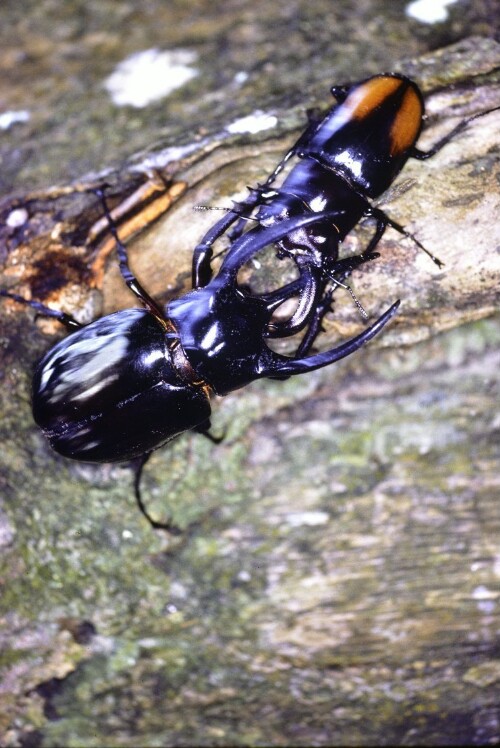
[1,73,498,530]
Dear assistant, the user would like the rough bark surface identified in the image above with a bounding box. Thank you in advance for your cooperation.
[0,6,499,746]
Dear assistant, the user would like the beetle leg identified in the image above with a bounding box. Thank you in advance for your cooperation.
[261,98,344,189]
[259,79,355,191]
[265,276,329,382]
[220,210,345,276]
[321,215,385,293]
[267,219,384,349]
[264,269,323,340]
[293,254,375,359]
[131,453,183,534]
[0,289,82,329]
[411,106,500,160]
[367,207,444,268]
[260,82,353,190]
[95,189,171,325]
[192,210,242,288]
[293,278,332,357]
[356,214,387,260]
[194,420,225,444]
[327,251,380,281]
[261,146,297,188]
[192,190,266,287]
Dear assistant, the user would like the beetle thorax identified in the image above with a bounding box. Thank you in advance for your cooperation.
[168,281,275,395]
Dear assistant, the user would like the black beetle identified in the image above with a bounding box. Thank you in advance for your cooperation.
[1,73,497,530]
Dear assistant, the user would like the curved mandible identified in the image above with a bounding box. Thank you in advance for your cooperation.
[263,265,323,339]
[218,210,343,277]
[257,300,401,378]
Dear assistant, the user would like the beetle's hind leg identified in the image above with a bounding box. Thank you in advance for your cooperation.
[0,289,82,329]
[349,194,443,268]
[311,220,387,338]
[132,437,224,535]
[411,105,500,161]
[368,207,443,268]
[357,204,443,268]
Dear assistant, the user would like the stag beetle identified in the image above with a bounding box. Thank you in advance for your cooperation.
[1,73,497,530]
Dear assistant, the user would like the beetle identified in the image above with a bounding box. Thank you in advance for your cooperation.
[1,73,498,530]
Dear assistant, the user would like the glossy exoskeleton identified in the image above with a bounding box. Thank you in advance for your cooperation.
[1,73,497,530]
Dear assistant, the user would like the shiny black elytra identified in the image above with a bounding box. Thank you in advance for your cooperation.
[1,73,497,531]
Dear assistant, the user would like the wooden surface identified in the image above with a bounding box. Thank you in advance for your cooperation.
[0,11,499,746]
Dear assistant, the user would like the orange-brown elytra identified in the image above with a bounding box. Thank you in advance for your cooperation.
[346,75,402,121]
[389,84,423,156]
[2,72,498,531]
[345,76,423,157]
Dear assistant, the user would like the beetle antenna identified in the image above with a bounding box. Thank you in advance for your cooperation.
[194,205,231,212]
[412,105,500,161]
[193,204,260,223]
[327,277,368,319]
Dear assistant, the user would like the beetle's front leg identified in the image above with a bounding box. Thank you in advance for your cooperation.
[192,187,269,287]
[192,210,242,288]
[293,223,388,358]
[95,188,174,322]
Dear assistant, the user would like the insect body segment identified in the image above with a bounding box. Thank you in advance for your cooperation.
[2,72,496,529]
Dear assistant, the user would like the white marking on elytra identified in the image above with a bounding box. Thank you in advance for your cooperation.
[142,348,165,367]
[77,440,102,451]
[40,317,133,404]
[70,372,123,402]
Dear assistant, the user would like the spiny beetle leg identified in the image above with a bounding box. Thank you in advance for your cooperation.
[192,189,267,288]
[411,105,500,160]
[94,188,169,322]
[0,289,82,329]
[369,206,444,268]
[192,209,242,288]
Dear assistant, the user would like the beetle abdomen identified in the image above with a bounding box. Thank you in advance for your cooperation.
[32,308,211,462]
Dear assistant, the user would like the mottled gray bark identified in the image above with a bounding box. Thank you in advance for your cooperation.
[0,4,499,745]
